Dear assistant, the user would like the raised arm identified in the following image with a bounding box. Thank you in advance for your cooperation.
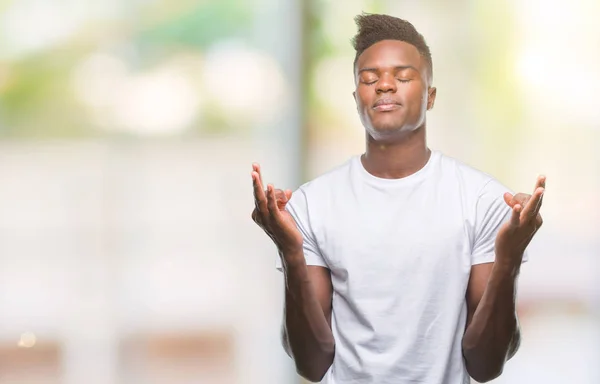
[462,176,545,382]
[251,164,335,382]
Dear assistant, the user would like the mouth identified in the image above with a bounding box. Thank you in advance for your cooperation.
[372,99,401,112]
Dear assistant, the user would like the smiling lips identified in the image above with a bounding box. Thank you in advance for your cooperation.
[372,98,401,111]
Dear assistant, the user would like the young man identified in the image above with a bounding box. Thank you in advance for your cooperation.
[251,14,545,384]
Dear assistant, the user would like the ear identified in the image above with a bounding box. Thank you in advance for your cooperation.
[427,87,437,111]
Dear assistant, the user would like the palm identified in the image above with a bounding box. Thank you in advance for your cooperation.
[278,210,304,245]
[495,176,545,260]
[251,163,304,253]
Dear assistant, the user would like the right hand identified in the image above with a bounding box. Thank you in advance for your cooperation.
[251,163,303,254]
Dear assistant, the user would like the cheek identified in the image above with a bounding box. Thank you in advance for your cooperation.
[407,87,428,109]
[356,92,370,112]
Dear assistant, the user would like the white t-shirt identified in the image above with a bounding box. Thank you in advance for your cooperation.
[276,150,527,384]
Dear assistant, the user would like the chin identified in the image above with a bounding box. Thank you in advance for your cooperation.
[371,118,406,132]
[367,126,402,141]
[373,121,403,131]
[367,121,421,141]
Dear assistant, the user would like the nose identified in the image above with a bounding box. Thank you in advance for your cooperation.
[376,72,397,94]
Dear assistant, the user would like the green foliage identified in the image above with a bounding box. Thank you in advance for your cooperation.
[136,0,252,50]
[0,0,252,139]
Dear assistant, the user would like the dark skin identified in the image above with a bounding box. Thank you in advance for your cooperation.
[251,39,545,383]
[353,40,436,179]
[251,168,334,382]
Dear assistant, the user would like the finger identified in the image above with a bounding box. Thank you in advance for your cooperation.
[252,170,268,212]
[252,163,264,185]
[533,174,546,193]
[266,184,282,222]
[274,189,288,210]
[510,204,522,227]
[533,175,546,213]
[534,175,546,213]
[266,189,287,200]
[274,189,287,203]
[512,193,530,207]
[522,187,544,219]
[534,190,544,216]
[503,192,513,206]
[285,189,293,201]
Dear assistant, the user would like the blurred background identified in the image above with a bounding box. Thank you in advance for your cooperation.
[0,0,598,383]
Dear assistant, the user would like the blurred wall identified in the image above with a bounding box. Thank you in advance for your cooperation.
[0,0,598,383]
[0,0,302,383]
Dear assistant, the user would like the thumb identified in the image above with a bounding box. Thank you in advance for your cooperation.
[503,192,514,207]
[509,203,522,227]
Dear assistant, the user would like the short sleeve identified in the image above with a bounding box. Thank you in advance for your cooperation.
[275,187,328,271]
[471,179,529,265]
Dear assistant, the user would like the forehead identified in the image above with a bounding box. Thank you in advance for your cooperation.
[356,40,424,73]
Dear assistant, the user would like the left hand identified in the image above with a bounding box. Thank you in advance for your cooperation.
[495,175,546,264]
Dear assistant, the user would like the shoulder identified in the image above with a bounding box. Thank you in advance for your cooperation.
[286,156,355,217]
[293,156,356,199]
[435,151,512,200]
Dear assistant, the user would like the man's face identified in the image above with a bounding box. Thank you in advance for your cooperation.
[353,40,436,140]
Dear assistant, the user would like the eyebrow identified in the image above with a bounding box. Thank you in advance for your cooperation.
[358,65,418,74]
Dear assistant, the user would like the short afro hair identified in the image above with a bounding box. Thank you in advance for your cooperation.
[352,13,433,79]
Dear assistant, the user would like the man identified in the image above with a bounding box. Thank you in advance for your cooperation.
[251,13,545,384]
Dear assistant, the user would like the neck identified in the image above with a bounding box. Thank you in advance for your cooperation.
[361,125,430,179]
